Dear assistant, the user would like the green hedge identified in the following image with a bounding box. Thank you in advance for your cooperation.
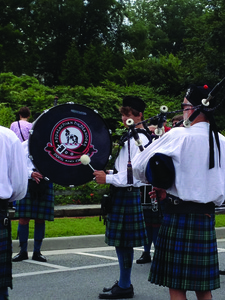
[54,182,109,205]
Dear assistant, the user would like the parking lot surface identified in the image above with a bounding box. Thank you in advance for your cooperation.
[9,235,225,300]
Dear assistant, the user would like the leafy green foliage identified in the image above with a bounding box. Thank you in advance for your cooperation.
[54,182,110,205]
[0,105,15,127]
[0,0,126,86]
[0,73,55,117]
[107,54,186,95]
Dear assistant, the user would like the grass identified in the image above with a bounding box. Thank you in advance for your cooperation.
[11,215,225,240]
[11,216,106,240]
[215,214,225,228]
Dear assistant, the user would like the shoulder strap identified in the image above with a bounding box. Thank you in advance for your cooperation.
[17,121,25,141]
[119,128,152,147]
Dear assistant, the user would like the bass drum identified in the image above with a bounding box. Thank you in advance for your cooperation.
[29,103,112,186]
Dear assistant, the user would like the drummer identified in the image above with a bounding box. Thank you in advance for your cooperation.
[94,96,149,299]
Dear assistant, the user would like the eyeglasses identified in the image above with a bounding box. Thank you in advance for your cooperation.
[181,103,193,110]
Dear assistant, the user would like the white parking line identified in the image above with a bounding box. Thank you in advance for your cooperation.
[13,262,118,278]
[12,243,225,280]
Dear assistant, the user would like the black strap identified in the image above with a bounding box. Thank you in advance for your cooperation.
[119,128,153,147]
[17,121,25,141]
[113,129,153,171]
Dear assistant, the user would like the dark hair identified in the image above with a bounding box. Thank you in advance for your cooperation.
[18,106,31,118]
[119,106,144,120]
[171,114,183,122]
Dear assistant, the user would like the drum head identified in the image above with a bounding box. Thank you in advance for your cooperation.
[29,103,112,186]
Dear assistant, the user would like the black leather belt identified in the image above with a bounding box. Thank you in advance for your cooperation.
[0,199,9,211]
[165,194,215,214]
[0,199,9,226]
[116,187,140,192]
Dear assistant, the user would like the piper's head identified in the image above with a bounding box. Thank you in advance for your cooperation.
[120,96,146,128]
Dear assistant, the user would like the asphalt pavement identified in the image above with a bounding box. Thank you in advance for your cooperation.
[9,205,225,300]
[10,235,225,300]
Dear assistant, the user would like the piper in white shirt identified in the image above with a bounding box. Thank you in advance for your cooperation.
[12,140,55,263]
[132,84,225,300]
[0,125,27,299]
[94,96,149,299]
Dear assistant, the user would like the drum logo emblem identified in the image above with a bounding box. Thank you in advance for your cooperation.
[44,118,97,166]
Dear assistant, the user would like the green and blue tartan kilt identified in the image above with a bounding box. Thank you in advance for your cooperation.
[0,214,12,289]
[105,188,148,248]
[14,181,54,221]
[149,213,220,291]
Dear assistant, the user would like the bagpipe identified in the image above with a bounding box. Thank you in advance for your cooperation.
[126,76,225,145]
[124,76,225,184]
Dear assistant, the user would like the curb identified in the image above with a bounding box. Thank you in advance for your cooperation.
[12,229,225,253]
[12,234,106,253]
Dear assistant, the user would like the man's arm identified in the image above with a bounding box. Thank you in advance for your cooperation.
[9,139,28,201]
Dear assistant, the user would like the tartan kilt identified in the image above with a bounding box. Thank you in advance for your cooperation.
[105,188,148,247]
[15,181,54,221]
[149,213,220,291]
[0,215,12,289]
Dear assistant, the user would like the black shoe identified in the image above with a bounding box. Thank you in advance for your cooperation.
[12,251,28,262]
[32,252,47,262]
[103,281,119,292]
[219,270,225,275]
[136,251,151,264]
[99,283,134,299]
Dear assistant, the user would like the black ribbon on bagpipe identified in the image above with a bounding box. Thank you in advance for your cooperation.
[183,105,221,169]
[114,128,154,184]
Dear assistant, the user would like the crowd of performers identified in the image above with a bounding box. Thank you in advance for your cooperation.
[1,81,225,300]
[94,86,225,300]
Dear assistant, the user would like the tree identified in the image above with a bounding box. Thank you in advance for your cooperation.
[0,0,127,86]
[122,0,208,58]
[182,0,225,82]
[107,54,186,95]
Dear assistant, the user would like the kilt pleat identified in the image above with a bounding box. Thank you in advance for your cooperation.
[0,216,12,289]
[105,188,148,247]
[149,213,220,291]
[15,182,54,221]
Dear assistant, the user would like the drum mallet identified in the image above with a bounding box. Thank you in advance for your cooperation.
[80,155,95,171]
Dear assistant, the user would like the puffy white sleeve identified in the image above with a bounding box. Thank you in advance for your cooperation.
[9,139,28,201]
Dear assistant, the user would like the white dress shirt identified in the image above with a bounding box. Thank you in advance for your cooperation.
[133,122,225,206]
[106,132,149,187]
[22,140,34,179]
[0,126,28,201]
